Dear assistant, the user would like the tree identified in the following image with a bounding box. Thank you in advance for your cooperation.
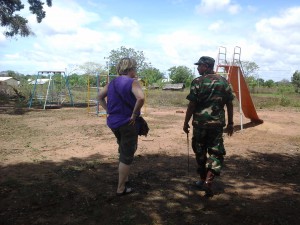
[247,75,258,91]
[108,46,150,75]
[0,0,52,37]
[68,73,80,87]
[292,70,300,93]
[241,61,260,87]
[277,79,291,87]
[79,62,105,87]
[139,66,164,85]
[51,72,66,92]
[168,66,194,87]
[291,70,300,93]
[241,61,259,77]
[79,62,104,76]
[257,78,265,87]
[264,79,275,88]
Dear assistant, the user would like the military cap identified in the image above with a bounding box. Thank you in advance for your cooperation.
[194,56,215,68]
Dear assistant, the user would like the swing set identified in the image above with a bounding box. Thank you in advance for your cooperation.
[28,71,74,109]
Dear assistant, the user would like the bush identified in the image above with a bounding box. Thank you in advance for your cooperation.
[280,96,291,107]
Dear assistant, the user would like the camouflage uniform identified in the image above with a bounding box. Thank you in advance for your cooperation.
[187,73,234,179]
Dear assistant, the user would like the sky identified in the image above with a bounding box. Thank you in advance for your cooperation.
[1,0,300,81]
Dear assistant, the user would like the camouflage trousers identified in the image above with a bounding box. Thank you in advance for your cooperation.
[192,127,225,179]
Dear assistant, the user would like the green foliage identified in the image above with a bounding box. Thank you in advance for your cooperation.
[264,79,275,88]
[0,0,52,37]
[291,70,300,93]
[246,75,258,91]
[139,67,164,85]
[168,66,194,87]
[87,75,97,87]
[277,84,294,107]
[51,73,65,92]
[108,46,150,75]
[277,83,294,95]
[280,96,291,107]
[69,74,97,87]
[68,73,80,87]
[257,78,265,86]
[78,75,88,87]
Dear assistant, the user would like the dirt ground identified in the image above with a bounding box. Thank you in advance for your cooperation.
[0,105,300,225]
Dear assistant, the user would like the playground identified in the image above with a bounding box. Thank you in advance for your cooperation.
[1,46,299,224]
[0,104,300,225]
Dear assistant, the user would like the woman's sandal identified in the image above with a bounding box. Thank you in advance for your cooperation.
[116,186,133,196]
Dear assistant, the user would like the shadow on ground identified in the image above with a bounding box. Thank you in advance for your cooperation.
[0,102,96,115]
[1,152,299,225]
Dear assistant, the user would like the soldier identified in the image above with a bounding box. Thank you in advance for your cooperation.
[183,56,235,197]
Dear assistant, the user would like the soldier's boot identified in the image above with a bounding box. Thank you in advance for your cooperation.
[203,170,215,197]
[195,167,207,189]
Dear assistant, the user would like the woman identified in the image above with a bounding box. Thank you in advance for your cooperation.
[98,57,145,196]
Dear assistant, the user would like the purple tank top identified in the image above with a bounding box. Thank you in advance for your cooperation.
[106,76,138,129]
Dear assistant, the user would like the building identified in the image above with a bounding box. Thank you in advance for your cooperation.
[28,78,50,85]
[162,83,185,91]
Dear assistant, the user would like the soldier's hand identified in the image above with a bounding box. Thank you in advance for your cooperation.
[183,123,190,134]
[226,124,234,136]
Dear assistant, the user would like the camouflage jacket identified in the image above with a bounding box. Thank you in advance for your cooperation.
[186,73,234,128]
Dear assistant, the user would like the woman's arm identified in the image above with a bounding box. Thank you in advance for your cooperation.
[131,80,145,120]
[97,84,108,111]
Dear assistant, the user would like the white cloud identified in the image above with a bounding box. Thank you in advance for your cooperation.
[208,20,225,32]
[228,4,240,14]
[28,3,100,35]
[4,53,21,59]
[254,7,300,59]
[256,7,300,33]
[195,0,241,15]
[42,28,118,51]
[154,29,219,70]
[107,16,141,38]
[14,28,122,71]
[158,30,203,58]
[8,2,125,72]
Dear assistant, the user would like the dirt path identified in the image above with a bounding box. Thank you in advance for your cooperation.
[0,106,299,225]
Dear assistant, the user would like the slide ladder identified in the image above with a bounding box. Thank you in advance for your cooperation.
[216,46,263,125]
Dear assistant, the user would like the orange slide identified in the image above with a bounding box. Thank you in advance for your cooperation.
[220,65,263,124]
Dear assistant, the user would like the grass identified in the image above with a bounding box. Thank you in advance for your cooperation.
[146,88,300,109]
[6,85,300,110]
[252,93,300,108]
[146,89,188,107]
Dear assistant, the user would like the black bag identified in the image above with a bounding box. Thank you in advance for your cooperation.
[137,116,149,136]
